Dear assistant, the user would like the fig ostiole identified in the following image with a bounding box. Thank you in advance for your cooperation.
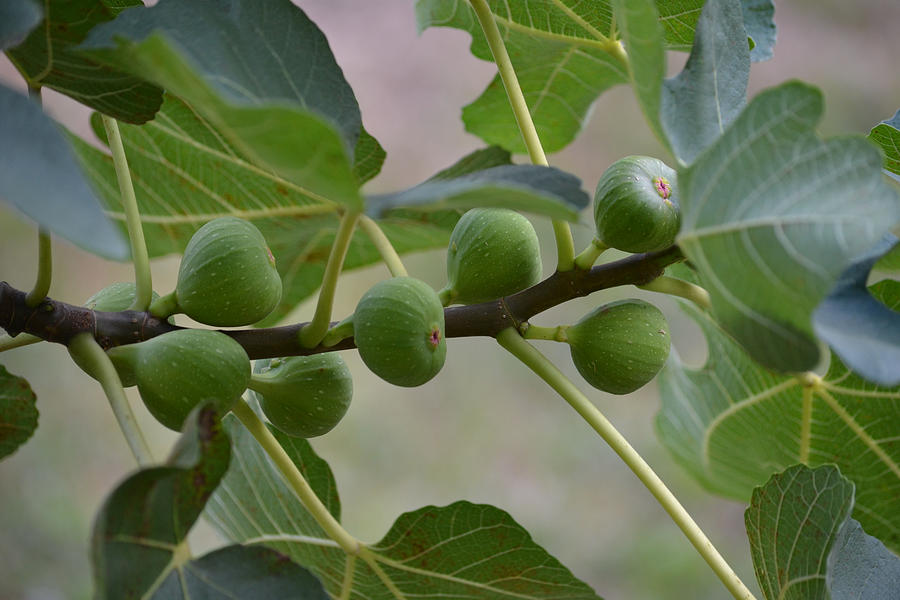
[438,208,542,305]
[353,277,446,387]
[249,353,353,438]
[593,156,680,254]
[149,216,282,327]
[565,299,671,395]
[106,329,251,431]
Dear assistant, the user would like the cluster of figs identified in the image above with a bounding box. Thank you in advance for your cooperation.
[90,155,679,437]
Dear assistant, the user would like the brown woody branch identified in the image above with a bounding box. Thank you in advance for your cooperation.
[0,245,683,360]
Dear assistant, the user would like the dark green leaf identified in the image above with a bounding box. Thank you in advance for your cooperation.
[661,0,749,165]
[366,165,589,221]
[0,0,41,50]
[428,146,512,181]
[657,301,900,553]
[745,464,900,600]
[0,364,38,460]
[655,0,704,50]
[742,0,776,62]
[676,81,900,372]
[206,417,603,599]
[5,0,162,123]
[354,127,387,185]
[612,0,667,147]
[867,108,900,177]
[81,0,368,209]
[0,84,128,259]
[68,95,456,322]
[92,404,231,599]
[151,545,329,600]
[813,235,900,386]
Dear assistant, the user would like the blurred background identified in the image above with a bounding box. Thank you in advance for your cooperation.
[1,1,899,599]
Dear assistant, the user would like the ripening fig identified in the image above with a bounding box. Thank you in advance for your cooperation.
[150,217,282,327]
[593,156,680,253]
[249,354,353,438]
[353,277,446,387]
[566,299,670,395]
[84,282,160,312]
[439,208,541,305]
[106,329,251,431]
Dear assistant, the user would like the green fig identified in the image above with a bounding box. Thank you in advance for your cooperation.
[566,299,670,394]
[84,282,160,312]
[250,354,353,438]
[353,277,446,387]
[152,217,282,327]
[107,329,251,430]
[440,208,541,305]
[593,156,680,253]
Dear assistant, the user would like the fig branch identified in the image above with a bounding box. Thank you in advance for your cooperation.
[0,245,684,358]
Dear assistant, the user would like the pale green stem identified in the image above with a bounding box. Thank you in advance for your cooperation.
[321,318,355,348]
[101,115,153,311]
[359,215,407,277]
[230,398,362,555]
[0,333,42,352]
[468,0,576,272]
[496,328,758,600]
[520,323,569,342]
[358,547,408,600]
[573,239,609,271]
[338,555,357,600]
[639,275,712,310]
[67,333,154,467]
[299,210,361,348]
[25,229,52,307]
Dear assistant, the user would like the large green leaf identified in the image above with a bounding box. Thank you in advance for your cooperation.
[676,81,900,372]
[81,0,370,209]
[867,108,900,178]
[0,84,128,259]
[0,364,38,461]
[661,0,749,165]
[656,300,900,553]
[745,464,900,600]
[0,0,41,50]
[611,0,667,148]
[92,404,231,599]
[5,0,163,123]
[206,415,603,599]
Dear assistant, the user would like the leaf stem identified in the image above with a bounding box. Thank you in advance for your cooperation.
[639,275,712,310]
[359,216,408,277]
[299,210,361,348]
[496,327,759,600]
[230,398,362,555]
[468,0,576,272]
[67,333,154,466]
[520,323,569,342]
[0,333,42,352]
[24,228,52,307]
[338,554,357,600]
[359,547,408,600]
[100,115,153,311]
[573,238,609,270]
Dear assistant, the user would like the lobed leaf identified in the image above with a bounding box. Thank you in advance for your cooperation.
[661,0,750,165]
[207,414,603,599]
[81,0,375,209]
[0,84,128,260]
[657,299,900,553]
[4,0,163,123]
[676,81,900,372]
[867,108,900,178]
[92,404,231,599]
[0,364,38,461]
[813,235,900,386]
[745,464,900,600]
[0,0,41,51]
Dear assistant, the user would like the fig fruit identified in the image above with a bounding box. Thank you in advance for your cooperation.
[152,217,282,326]
[84,282,160,312]
[353,277,446,387]
[593,156,680,253]
[250,354,353,438]
[566,299,670,394]
[106,329,251,430]
[440,208,541,305]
